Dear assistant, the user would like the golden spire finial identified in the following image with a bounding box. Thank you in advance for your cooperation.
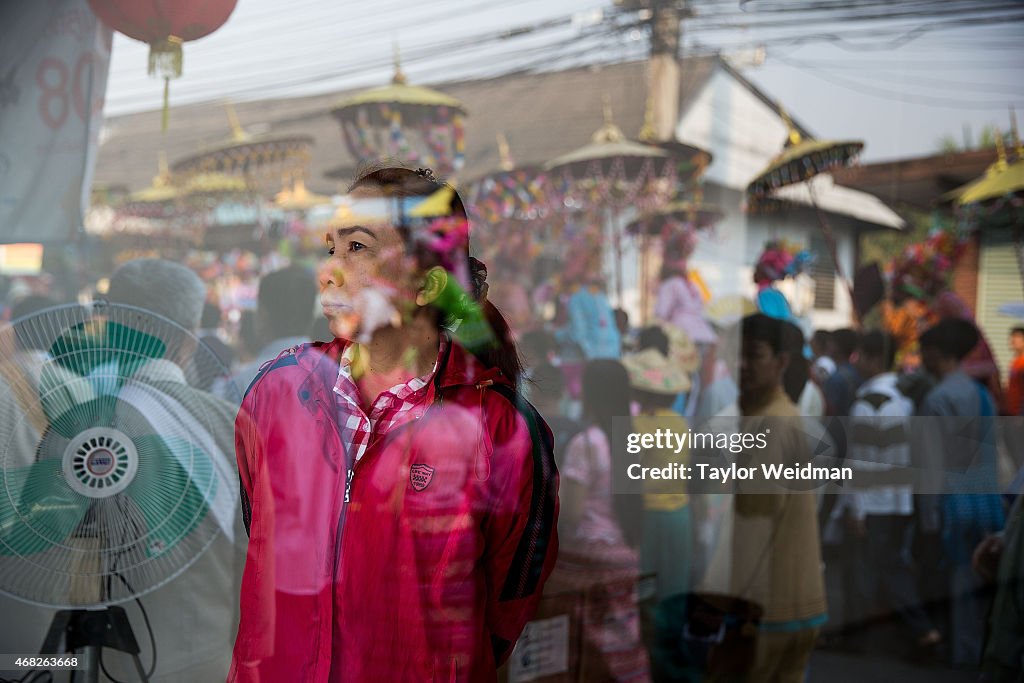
[638,92,656,142]
[225,102,250,143]
[779,106,802,147]
[592,93,625,144]
[154,150,171,187]
[392,40,407,85]
[993,127,1008,173]
[497,132,514,171]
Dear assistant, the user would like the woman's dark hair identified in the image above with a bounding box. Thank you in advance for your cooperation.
[581,359,642,547]
[780,320,808,404]
[348,164,524,387]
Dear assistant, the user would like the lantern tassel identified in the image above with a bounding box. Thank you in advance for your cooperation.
[149,36,183,132]
[162,77,170,132]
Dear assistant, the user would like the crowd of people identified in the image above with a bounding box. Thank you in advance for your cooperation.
[0,165,1022,682]
[515,264,1024,681]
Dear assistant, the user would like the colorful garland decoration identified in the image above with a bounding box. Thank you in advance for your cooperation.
[888,226,968,302]
[754,239,814,288]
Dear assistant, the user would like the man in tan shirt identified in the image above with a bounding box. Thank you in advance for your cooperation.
[730,314,827,683]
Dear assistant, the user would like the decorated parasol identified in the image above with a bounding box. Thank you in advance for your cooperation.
[746,115,864,319]
[467,134,556,226]
[106,153,192,240]
[545,99,677,307]
[625,199,723,323]
[945,124,1024,295]
[172,104,314,199]
[638,98,712,191]
[330,52,466,177]
[94,155,203,254]
[122,153,181,216]
[625,200,723,236]
[182,173,249,198]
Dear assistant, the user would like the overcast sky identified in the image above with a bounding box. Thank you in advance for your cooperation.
[102,0,1024,162]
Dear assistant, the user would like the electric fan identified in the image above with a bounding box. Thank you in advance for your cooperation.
[0,301,240,682]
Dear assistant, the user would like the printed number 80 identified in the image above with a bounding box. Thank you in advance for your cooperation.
[36,53,104,129]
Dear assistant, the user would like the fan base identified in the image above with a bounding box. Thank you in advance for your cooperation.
[39,607,149,683]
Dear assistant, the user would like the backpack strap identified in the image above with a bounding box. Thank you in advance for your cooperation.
[484,383,558,603]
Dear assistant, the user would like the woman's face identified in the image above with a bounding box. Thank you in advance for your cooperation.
[317,186,422,340]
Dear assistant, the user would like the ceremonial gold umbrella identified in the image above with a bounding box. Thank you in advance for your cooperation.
[746,117,864,316]
[330,55,467,177]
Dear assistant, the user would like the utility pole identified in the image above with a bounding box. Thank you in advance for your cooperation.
[648,0,684,142]
[619,0,688,142]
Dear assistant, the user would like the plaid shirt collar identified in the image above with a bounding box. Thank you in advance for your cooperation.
[332,337,448,465]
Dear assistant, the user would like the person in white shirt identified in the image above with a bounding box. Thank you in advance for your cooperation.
[846,330,940,650]
[810,329,836,385]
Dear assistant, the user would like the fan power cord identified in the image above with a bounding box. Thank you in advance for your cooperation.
[98,572,156,683]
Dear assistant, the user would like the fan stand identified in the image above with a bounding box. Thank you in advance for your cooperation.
[39,607,149,683]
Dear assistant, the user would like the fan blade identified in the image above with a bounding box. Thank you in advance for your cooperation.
[37,361,96,432]
[47,321,167,395]
[124,435,215,558]
[46,395,119,441]
[0,460,90,556]
[104,322,167,381]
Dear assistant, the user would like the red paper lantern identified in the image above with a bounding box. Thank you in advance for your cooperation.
[88,0,237,128]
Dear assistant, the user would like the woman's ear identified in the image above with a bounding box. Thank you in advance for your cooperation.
[415,266,449,307]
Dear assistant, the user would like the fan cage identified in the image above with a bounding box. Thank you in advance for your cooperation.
[0,301,238,609]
